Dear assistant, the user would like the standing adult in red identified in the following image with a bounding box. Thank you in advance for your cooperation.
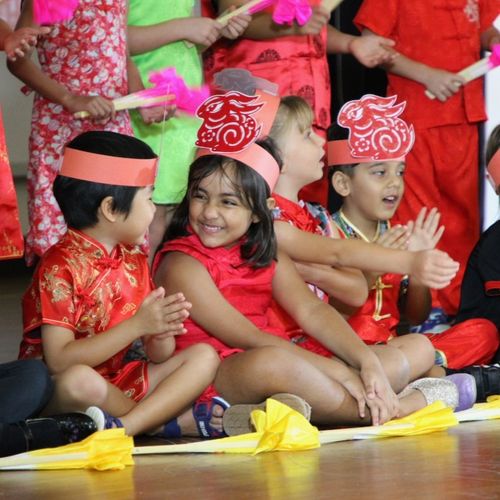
[201,0,396,205]
[355,0,500,320]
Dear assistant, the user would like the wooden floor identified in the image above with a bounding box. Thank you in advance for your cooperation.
[1,260,500,499]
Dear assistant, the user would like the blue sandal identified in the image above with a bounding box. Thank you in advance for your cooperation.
[157,396,230,439]
[85,406,124,431]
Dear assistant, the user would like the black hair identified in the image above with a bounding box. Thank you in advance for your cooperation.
[53,131,156,230]
[164,137,282,268]
[486,124,500,165]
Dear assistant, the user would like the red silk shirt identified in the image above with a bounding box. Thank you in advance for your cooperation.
[354,0,499,128]
[21,229,152,399]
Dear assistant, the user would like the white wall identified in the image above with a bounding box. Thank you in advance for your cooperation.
[482,16,500,229]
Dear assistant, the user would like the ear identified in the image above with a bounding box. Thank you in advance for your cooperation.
[99,196,118,223]
[266,197,276,211]
[331,171,351,197]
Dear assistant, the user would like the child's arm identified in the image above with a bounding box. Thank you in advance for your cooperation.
[293,261,369,308]
[6,1,115,119]
[274,220,459,289]
[128,17,223,54]
[326,25,396,67]
[272,251,399,423]
[360,27,465,102]
[481,26,500,51]
[0,18,50,61]
[216,0,330,39]
[41,288,190,373]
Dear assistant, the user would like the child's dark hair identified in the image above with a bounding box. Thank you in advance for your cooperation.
[165,137,282,268]
[486,124,500,165]
[53,131,156,230]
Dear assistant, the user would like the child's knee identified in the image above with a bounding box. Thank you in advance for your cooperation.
[56,365,108,406]
[186,343,220,372]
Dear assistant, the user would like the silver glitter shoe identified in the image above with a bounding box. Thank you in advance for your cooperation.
[399,377,459,409]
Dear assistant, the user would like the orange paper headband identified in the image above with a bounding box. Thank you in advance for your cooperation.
[60,148,158,186]
[487,149,500,192]
[196,143,280,190]
[328,140,406,166]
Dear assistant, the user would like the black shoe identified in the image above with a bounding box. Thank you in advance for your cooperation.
[21,413,97,450]
[446,364,500,402]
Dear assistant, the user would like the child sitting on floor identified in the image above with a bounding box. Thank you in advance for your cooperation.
[328,95,498,403]
[19,130,228,439]
[154,90,467,432]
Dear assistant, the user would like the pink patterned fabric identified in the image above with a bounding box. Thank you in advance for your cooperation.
[25,0,132,264]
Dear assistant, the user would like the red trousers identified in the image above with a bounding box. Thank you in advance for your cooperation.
[394,123,481,315]
[424,318,499,369]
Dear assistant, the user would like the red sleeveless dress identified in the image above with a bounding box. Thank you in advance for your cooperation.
[154,232,290,359]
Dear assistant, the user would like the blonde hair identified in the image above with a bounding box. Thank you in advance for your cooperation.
[269,96,314,148]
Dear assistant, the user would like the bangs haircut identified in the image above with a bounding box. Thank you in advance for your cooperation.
[53,131,156,230]
[165,137,283,269]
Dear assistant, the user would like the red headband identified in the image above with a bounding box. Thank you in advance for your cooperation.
[328,94,414,166]
[195,90,280,189]
[60,148,158,186]
[487,149,500,192]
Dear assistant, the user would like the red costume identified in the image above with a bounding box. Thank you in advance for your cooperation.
[354,0,500,315]
[201,0,330,205]
[0,110,23,260]
[333,210,499,368]
[20,229,152,401]
[154,230,290,359]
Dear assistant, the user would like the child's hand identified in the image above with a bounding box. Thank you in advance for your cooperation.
[423,67,465,102]
[349,34,397,68]
[138,104,176,125]
[406,207,444,252]
[297,6,330,36]
[375,225,409,250]
[183,17,223,47]
[360,364,400,425]
[3,26,51,61]
[135,288,192,337]
[410,249,459,289]
[64,94,115,120]
[221,12,251,40]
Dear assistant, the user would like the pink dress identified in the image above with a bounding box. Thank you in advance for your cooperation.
[25,0,132,264]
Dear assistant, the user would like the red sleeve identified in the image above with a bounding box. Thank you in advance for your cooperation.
[36,258,77,332]
[354,0,399,37]
[480,0,500,33]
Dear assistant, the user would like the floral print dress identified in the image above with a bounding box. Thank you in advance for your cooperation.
[25,0,132,263]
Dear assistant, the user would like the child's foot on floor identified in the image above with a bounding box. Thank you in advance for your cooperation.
[156,396,230,439]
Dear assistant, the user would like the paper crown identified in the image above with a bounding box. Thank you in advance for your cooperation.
[195,89,280,189]
[328,94,415,166]
[487,149,500,192]
[60,148,158,186]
